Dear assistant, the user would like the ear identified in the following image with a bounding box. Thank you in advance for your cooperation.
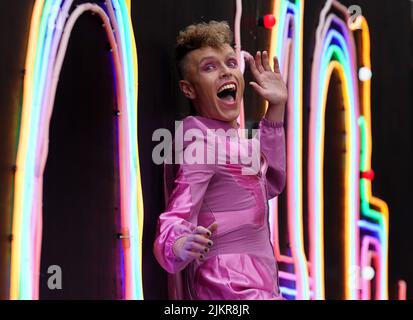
[179,80,196,100]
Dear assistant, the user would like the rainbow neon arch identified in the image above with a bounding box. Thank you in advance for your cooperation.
[269,0,390,300]
[10,0,144,300]
[308,0,361,300]
[268,0,310,300]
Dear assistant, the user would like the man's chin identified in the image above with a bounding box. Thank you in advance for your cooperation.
[218,109,240,126]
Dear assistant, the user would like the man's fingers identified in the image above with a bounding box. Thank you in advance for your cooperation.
[207,222,218,234]
[185,250,206,261]
[243,51,252,61]
[255,51,265,73]
[183,223,218,261]
[246,53,261,80]
[193,225,212,237]
[262,51,272,71]
[273,56,281,74]
[183,251,202,261]
[192,223,217,238]
[185,241,210,254]
[188,234,214,247]
[249,81,264,96]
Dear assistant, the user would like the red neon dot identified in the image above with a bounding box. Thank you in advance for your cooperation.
[361,170,375,181]
[263,14,276,29]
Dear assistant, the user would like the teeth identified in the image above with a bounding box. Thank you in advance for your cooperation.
[218,83,236,93]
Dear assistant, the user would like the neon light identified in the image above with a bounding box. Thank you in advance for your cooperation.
[263,15,277,29]
[398,280,407,300]
[267,0,392,301]
[358,67,372,81]
[309,2,362,299]
[357,16,389,299]
[11,0,143,300]
[234,0,246,130]
[360,236,383,299]
[11,0,44,300]
[269,0,310,300]
[280,286,298,297]
[270,0,391,300]
[280,287,314,298]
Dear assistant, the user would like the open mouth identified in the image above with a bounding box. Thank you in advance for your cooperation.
[217,82,237,103]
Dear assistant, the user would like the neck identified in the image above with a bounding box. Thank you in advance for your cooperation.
[195,113,239,129]
[228,118,239,129]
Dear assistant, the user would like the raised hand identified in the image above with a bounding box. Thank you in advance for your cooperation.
[245,51,287,119]
[173,222,218,263]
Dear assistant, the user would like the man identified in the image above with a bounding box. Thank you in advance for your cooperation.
[154,21,287,299]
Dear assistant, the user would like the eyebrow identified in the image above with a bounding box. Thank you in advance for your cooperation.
[198,52,237,65]
[199,56,216,64]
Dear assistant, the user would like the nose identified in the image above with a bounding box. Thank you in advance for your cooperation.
[219,63,232,79]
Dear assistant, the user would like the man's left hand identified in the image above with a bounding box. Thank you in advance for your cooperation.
[245,51,287,122]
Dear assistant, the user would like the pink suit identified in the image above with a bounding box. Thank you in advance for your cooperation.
[153,115,286,300]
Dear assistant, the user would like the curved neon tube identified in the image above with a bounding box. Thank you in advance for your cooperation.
[269,0,310,300]
[234,0,245,130]
[309,4,362,299]
[11,0,143,300]
[356,15,389,298]
[360,236,382,300]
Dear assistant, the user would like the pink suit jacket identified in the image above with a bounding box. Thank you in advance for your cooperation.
[154,115,286,300]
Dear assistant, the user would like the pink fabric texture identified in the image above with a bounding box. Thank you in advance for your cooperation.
[153,115,286,300]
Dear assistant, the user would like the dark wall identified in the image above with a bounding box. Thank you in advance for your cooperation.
[132,0,234,300]
[40,11,122,300]
[132,0,276,299]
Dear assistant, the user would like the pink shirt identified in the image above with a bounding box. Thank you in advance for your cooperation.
[153,115,286,300]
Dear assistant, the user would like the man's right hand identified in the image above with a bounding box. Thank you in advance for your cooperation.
[173,222,218,263]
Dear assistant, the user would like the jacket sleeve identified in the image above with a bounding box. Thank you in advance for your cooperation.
[258,117,286,200]
[153,139,215,274]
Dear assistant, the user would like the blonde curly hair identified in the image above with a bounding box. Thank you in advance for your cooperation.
[175,21,234,78]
